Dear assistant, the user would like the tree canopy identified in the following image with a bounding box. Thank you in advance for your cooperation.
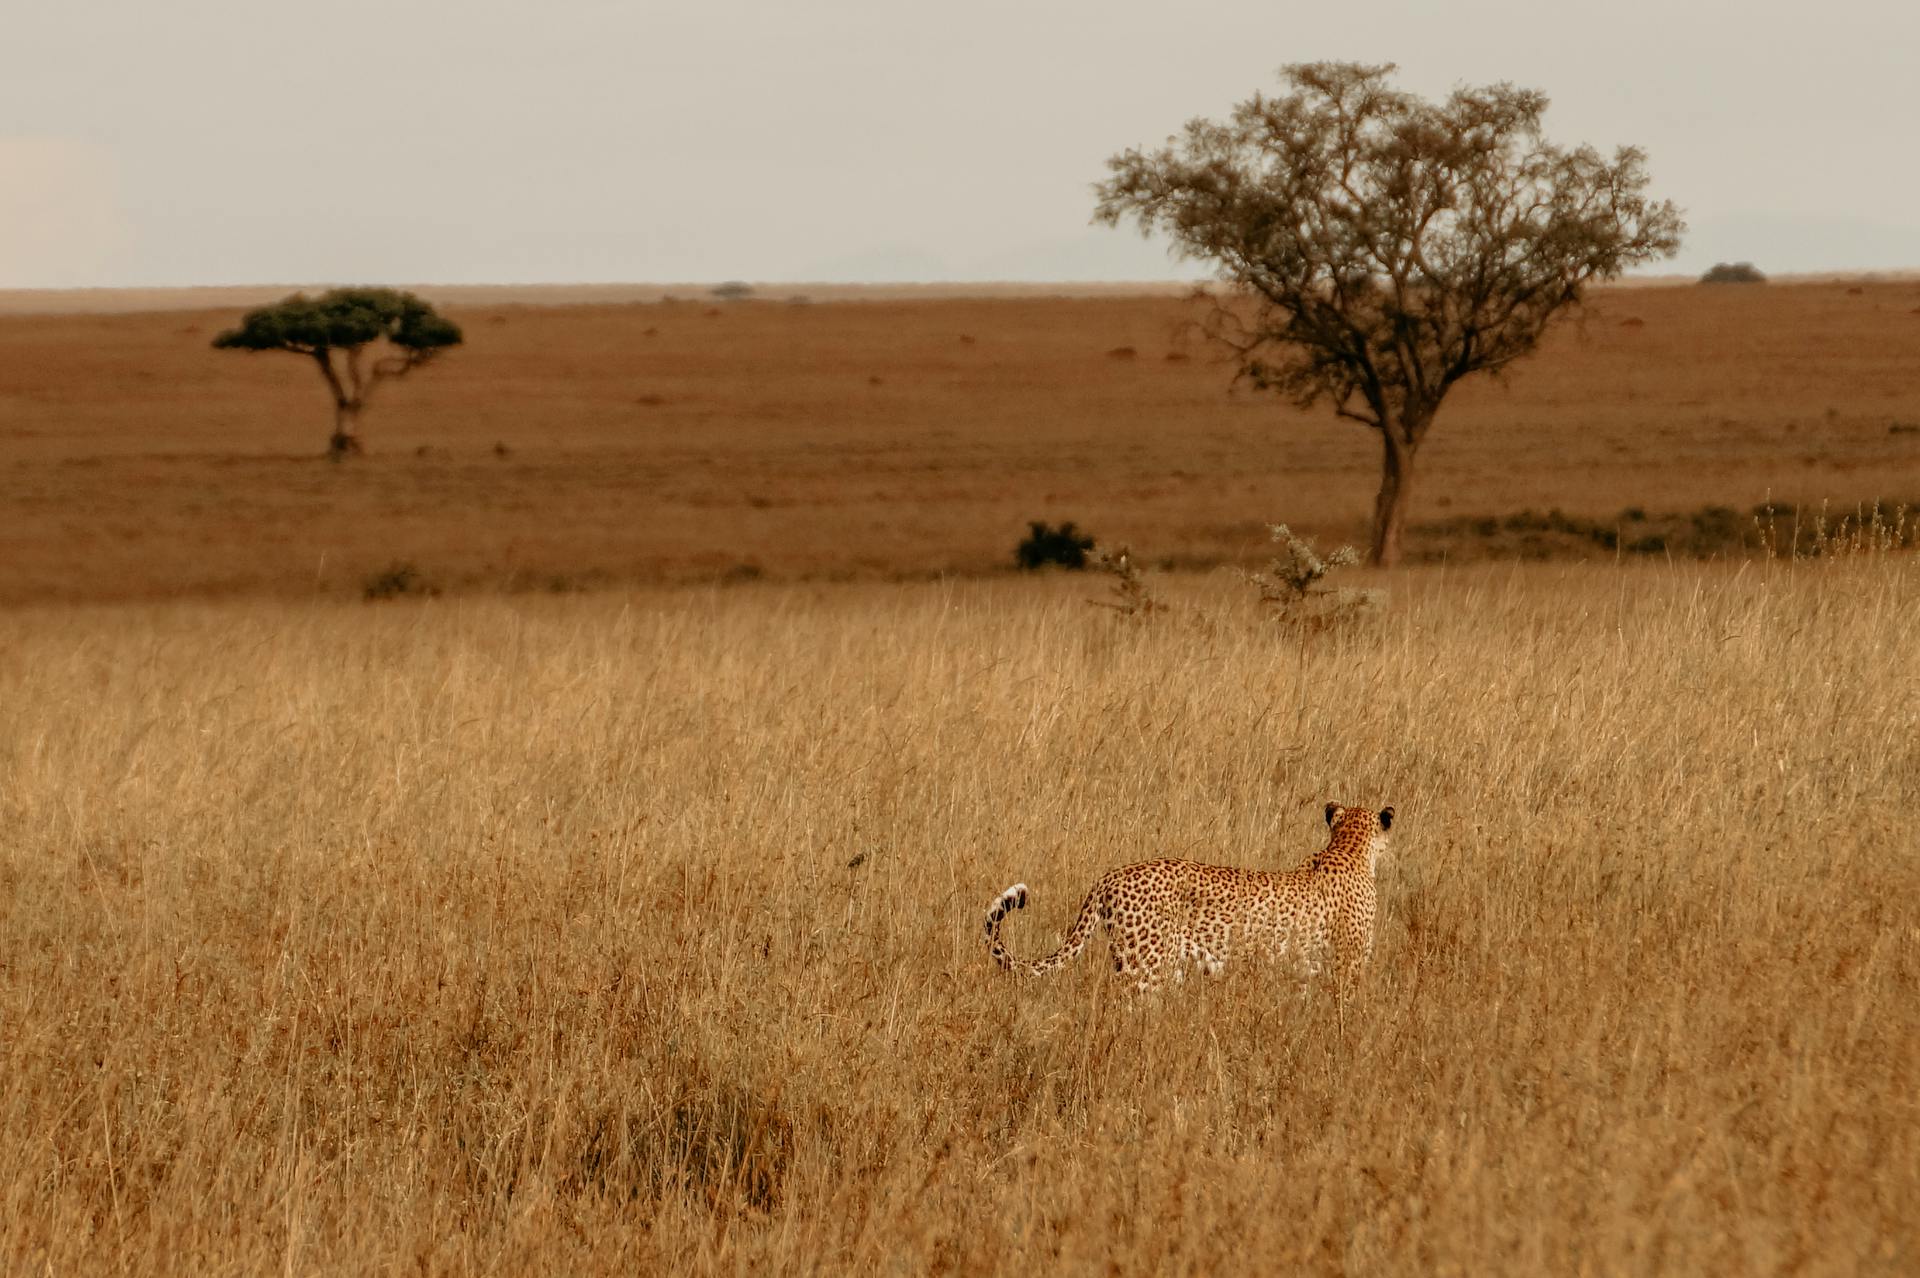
[213,288,462,457]
[1095,62,1683,564]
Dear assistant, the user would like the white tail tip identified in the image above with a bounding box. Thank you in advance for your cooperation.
[984,883,1029,935]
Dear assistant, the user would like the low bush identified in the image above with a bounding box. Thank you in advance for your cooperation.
[363,562,439,601]
[1016,521,1095,570]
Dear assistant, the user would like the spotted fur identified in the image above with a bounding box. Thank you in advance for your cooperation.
[983,802,1395,993]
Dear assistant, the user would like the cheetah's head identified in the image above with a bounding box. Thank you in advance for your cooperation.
[1323,802,1394,869]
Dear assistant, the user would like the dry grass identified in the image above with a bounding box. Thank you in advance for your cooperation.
[3,555,1916,1274]
[3,281,1920,602]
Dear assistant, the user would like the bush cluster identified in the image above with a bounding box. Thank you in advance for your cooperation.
[1015,521,1095,570]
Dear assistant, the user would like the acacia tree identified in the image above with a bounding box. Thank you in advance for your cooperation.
[213,287,462,458]
[1096,62,1683,565]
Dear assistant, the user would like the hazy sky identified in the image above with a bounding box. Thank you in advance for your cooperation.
[5,0,1918,287]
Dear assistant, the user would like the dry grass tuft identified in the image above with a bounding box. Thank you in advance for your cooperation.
[3,557,1917,1273]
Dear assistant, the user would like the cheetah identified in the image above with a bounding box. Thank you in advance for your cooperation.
[983,802,1394,993]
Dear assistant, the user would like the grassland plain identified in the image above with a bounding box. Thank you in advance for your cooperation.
[2,556,1916,1274]
[2,281,1919,602]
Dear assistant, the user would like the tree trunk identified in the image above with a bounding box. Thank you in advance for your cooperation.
[328,401,365,460]
[1369,430,1415,567]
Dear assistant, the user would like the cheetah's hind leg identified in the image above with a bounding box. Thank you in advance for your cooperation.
[1123,937,1171,992]
[1190,921,1230,977]
[1176,935,1225,979]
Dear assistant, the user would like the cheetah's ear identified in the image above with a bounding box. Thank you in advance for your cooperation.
[1324,802,1339,826]
[1378,806,1395,831]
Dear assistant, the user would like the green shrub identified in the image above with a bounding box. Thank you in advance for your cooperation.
[1016,521,1095,570]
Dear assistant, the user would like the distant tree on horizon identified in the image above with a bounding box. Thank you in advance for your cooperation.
[1700,261,1767,284]
[1096,62,1684,566]
[212,288,462,459]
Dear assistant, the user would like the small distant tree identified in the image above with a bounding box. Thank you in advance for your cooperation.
[1096,62,1684,565]
[1089,544,1165,618]
[213,288,463,459]
[1243,523,1381,627]
[1699,261,1766,284]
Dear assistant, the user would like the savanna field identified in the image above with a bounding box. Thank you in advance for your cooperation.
[2,280,1920,600]
[1,283,1918,1274]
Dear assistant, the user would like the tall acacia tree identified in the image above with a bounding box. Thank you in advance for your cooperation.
[213,288,462,459]
[1096,62,1683,565]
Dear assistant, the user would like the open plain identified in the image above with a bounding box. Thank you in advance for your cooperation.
[1,283,1917,1274]
[1,280,1918,601]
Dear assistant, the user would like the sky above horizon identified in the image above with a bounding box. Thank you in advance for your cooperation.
[4,0,1918,288]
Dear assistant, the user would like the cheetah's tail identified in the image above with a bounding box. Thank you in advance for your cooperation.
[984,881,1101,977]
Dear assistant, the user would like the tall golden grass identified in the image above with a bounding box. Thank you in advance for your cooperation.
[3,554,1915,1273]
